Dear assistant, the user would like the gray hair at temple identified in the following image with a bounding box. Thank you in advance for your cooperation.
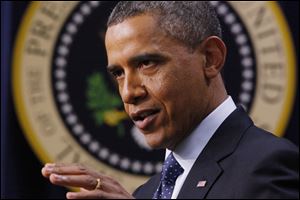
[107,1,222,50]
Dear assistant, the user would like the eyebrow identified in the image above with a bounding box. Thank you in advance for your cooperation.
[106,53,168,72]
[128,53,167,66]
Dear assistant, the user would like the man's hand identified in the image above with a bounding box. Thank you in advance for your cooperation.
[41,163,134,199]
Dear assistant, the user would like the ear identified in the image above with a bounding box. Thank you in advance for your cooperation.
[199,36,227,79]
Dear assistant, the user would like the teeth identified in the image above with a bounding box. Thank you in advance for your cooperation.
[138,113,149,121]
[140,112,151,118]
[135,110,157,121]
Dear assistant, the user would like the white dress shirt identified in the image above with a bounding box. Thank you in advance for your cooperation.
[165,96,237,199]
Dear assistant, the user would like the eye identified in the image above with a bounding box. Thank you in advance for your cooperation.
[140,60,156,69]
[111,69,124,79]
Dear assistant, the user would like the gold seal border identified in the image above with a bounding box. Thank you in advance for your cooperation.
[229,1,297,136]
[12,2,52,163]
[268,2,296,136]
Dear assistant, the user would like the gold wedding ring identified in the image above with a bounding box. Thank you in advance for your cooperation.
[94,178,101,190]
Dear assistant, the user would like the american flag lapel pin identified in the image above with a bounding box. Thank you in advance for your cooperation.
[197,180,207,188]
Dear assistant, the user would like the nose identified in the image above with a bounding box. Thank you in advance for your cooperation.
[120,72,147,104]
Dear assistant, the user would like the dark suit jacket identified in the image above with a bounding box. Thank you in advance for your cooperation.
[133,106,299,199]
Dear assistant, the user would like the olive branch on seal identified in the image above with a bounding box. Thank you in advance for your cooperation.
[86,72,128,138]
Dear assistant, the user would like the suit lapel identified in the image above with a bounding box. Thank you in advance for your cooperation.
[177,159,222,199]
[177,106,253,199]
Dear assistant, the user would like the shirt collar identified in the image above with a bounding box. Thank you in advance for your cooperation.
[165,96,237,172]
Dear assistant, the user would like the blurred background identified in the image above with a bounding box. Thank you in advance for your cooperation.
[1,1,299,198]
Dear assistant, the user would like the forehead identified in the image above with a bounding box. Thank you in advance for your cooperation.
[105,15,169,54]
[104,14,188,65]
[105,14,161,50]
[107,14,157,36]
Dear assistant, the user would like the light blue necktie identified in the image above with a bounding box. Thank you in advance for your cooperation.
[153,152,184,199]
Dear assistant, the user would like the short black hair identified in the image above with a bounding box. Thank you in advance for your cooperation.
[107,1,222,50]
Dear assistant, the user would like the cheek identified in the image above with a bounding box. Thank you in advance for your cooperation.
[153,68,200,102]
[146,71,186,119]
[157,68,204,119]
[146,72,178,103]
[147,74,165,92]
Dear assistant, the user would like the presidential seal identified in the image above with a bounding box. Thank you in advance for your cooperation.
[13,1,296,193]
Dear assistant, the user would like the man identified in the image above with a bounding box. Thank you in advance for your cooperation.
[42,2,299,199]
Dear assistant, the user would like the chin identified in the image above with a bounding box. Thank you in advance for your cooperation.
[144,134,166,150]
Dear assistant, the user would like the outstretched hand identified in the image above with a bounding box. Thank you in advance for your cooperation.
[41,163,134,199]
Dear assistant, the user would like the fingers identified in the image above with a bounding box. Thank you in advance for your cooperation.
[48,173,123,192]
[42,163,93,177]
[41,162,100,190]
[49,174,99,190]
[41,163,134,199]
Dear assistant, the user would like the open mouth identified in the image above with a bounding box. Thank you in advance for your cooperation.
[131,109,160,130]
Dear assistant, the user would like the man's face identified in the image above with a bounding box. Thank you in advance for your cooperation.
[105,15,211,150]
